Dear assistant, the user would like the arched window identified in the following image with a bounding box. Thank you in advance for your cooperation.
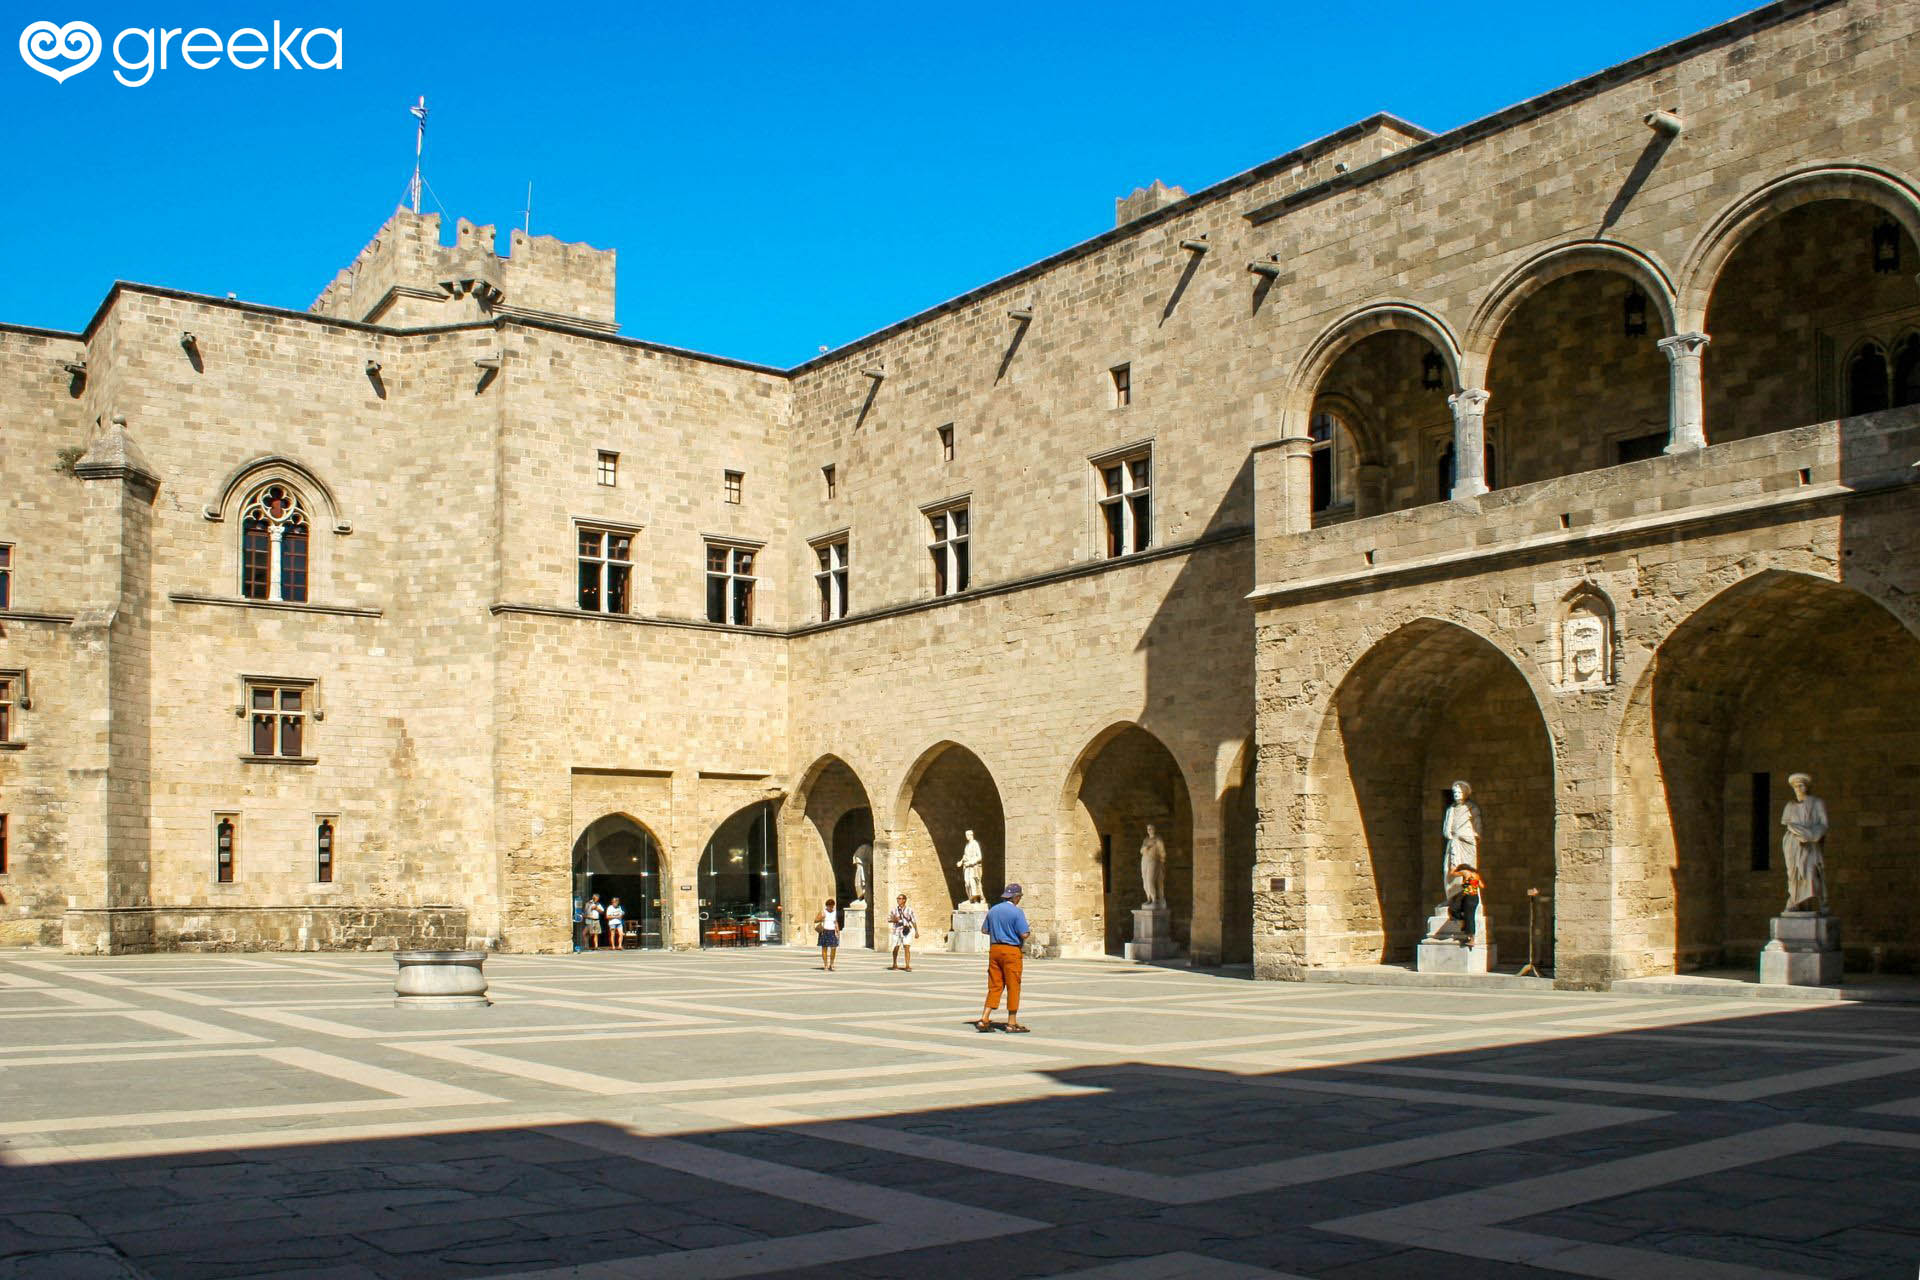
[1847,342,1890,416]
[1893,334,1920,409]
[241,484,310,603]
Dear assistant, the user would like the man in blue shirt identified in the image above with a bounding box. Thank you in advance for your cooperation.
[976,884,1031,1032]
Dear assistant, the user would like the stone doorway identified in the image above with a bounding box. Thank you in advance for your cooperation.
[571,815,668,950]
[698,801,782,947]
[1063,724,1194,958]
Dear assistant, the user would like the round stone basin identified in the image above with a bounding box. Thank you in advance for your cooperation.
[393,949,490,1006]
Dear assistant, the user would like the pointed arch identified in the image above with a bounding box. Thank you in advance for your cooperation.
[203,454,350,532]
[1285,302,1465,423]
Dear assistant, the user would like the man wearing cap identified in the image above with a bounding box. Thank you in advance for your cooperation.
[976,884,1031,1032]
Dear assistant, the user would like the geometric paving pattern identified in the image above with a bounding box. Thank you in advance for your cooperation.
[2,949,1918,1278]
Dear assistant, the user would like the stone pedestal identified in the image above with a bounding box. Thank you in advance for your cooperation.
[1124,904,1181,962]
[949,904,989,953]
[1417,899,1495,974]
[842,902,870,949]
[1759,912,1842,986]
[1416,936,1497,974]
[393,949,490,1007]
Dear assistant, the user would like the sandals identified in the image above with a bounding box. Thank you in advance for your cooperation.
[974,1020,995,1032]
[1006,1022,1031,1033]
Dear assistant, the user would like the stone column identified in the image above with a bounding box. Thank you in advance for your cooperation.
[1276,435,1315,531]
[1657,332,1711,453]
[1447,390,1491,499]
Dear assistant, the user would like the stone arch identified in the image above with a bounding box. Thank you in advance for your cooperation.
[1285,302,1465,423]
[696,799,782,947]
[1055,722,1197,958]
[571,813,669,949]
[1612,569,1920,979]
[203,454,350,532]
[1462,240,1678,385]
[1678,165,1920,333]
[893,741,1007,917]
[787,753,877,925]
[1306,617,1558,968]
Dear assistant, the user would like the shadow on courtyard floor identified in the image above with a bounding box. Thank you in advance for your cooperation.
[4,999,1919,1279]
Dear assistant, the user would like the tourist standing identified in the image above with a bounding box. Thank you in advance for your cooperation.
[814,898,842,971]
[976,884,1031,1032]
[888,894,917,971]
[584,894,604,950]
[606,897,626,950]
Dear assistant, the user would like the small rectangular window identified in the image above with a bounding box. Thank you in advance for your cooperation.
[0,543,11,610]
[597,451,619,487]
[822,465,836,500]
[215,815,236,884]
[1750,772,1772,872]
[0,814,9,874]
[0,676,11,743]
[1097,449,1152,558]
[246,681,310,759]
[928,503,970,596]
[814,537,849,622]
[705,543,757,626]
[937,425,955,463]
[1111,364,1132,407]
[724,470,744,504]
[317,817,335,883]
[577,526,633,614]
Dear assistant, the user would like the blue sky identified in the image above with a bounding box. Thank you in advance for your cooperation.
[3,1,1760,366]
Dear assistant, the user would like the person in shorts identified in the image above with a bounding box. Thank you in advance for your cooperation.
[813,898,841,971]
[606,897,626,950]
[887,894,917,971]
[583,894,604,950]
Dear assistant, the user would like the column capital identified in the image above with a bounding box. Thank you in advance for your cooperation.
[1657,331,1711,360]
[1447,388,1491,415]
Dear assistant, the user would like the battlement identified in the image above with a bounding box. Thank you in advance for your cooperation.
[311,206,617,333]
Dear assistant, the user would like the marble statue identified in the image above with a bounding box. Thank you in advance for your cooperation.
[1139,823,1167,908]
[1441,781,1482,892]
[1781,772,1829,913]
[958,830,984,903]
[851,844,870,903]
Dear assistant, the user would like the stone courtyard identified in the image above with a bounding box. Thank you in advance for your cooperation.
[4,949,1919,1278]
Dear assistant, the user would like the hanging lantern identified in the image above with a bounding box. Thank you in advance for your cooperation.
[1872,219,1901,274]
[1623,288,1648,338]
[1421,351,1444,391]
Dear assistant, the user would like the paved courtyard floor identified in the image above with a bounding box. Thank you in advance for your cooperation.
[2,947,1918,1279]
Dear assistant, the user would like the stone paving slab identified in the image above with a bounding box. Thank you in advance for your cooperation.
[2,949,1918,1278]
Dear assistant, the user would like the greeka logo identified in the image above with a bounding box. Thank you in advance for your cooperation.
[19,17,343,87]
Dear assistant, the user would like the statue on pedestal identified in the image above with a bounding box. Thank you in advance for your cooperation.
[958,830,984,904]
[1139,823,1167,908]
[1441,781,1482,893]
[851,844,869,903]
[1781,772,1829,913]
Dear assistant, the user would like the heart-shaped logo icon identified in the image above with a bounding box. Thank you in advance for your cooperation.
[19,20,101,83]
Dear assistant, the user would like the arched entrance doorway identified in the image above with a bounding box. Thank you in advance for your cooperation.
[571,815,667,950]
[897,742,1006,924]
[1617,571,1920,974]
[698,801,782,947]
[792,754,878,948]
[1062,724,1194,957]
[1309,620,1556,967]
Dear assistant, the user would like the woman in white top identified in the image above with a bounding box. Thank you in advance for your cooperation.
[813,898,842,971]
[888,894,917,971]
[606,898,626,950]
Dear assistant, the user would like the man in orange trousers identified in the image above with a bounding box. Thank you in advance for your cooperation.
[976,883,1031,1032]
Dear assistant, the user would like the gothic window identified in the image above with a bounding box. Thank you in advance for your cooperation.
[240,483,310,603]
[1096,450,1152,557]
[1893,334,1920,409]
[813,537,849,622]
[577,527,634,614]
[927,503,970,596]
[246,680,311,760]
[706,543,756,626]
[1847,342,1890,415]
